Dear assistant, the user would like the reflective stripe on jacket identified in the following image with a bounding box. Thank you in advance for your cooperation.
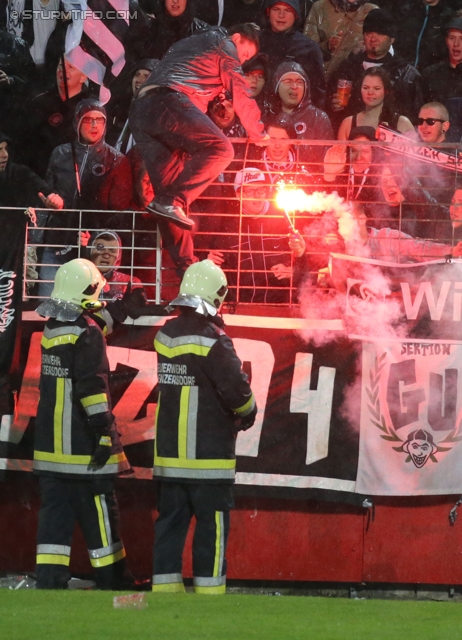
[154,312,255,482]
[34,314,129,478]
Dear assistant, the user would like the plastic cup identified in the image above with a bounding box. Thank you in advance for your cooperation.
[337,79,353,108]
[113,593,147,609]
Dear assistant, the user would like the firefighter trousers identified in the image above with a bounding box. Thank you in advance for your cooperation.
[36,476,128,589]
[152,482,233,594]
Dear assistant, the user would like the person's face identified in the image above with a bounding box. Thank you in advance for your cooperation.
[56,58,87,95]
[137,170,155,207]
[210,100,236,129]
[266,126,292,162]
[241,182,270,216]
[132,68,151,94]
[0,141,8,171]
[350,136,373,169]
[232,35,258,64]
[91,238,120,273]
[446,29,462,67]
[417,106,448,143]
[269,3,296,33]
[450,189,462,228]
[363,32,394,60]
[164,0,187,17]
[245,70,266,97]
[278,73,305,109]
[381,168,404,205]
[361,74,385,108]
[79,110,106,144]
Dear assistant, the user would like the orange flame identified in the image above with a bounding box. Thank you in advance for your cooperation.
[275,187,310,213]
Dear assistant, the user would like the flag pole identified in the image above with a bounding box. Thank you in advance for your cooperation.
[61,54,81,199]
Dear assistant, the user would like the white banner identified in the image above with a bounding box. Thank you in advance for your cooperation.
[356,340,462,495]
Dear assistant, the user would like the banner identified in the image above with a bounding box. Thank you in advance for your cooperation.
[330,253,462,495]
[0,213,26,443]
[377,125,462,173]
[356,340,462,495]
[7,254,462,497]
[2,315,361,497]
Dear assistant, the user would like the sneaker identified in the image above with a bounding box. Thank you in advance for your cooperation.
[146,199,194,230]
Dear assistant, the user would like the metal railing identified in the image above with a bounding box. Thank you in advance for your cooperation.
[12,137,462,307]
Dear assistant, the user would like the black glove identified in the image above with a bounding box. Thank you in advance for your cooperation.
[90,435,112,468]
[122,287,148,319]
[235,406,258,432]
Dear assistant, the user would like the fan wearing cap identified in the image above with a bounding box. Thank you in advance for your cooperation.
[38,99,133,298]
[152,259,257,594]
[422,17,462,106]
[34,258,132,590]
[328,8,423,133]
[205,167,290,304]
[259,0,327,110]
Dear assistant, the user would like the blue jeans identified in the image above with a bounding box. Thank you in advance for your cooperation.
[37,246,68,298]
[129,88,234,208]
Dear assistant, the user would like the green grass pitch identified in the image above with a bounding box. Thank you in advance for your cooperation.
[1,591,461,640]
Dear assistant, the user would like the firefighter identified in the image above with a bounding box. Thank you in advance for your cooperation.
[33,258,131,589]
[152,259,257,594]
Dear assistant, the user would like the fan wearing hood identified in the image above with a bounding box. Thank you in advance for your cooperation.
[259,0,327,109]
[269,61,333,165]
[146,0,210,60]
[38,99,133,298]
[303,0,378,80]
[84,229,148,328]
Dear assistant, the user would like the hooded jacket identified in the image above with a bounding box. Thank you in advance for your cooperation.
[44,100,133,249]
[303,0,378,79]
[142,27,265,140]
[270,62,333,147]
[260,0,326,109]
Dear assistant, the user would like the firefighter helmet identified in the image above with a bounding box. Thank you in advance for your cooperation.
[52,258,106,309]
[169,260,228,316]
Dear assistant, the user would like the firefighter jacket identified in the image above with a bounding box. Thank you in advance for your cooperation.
[154,312,256,483]
[34,313,129,478]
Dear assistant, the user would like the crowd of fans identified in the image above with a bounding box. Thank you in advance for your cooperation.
[2,0,462,307]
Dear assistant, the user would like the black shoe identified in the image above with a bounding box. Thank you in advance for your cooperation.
[146,200,194,230]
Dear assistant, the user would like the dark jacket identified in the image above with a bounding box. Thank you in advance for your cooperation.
[260,0,326,109]
[44,138,132,248]
[328,50,424,126]
[46,140,132,211]
[148,2,210,60]
[34,313,130,479]
[221,0,266,27]
[25,85,94,178]
[395,0,456,71]
[0,161,53,207]
[269,61,333,163]
[143,27,265,140]
[422,60,462,106]
[154,311,256,482]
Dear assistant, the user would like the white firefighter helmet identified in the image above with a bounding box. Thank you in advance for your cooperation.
[169,260,228,316]
[52,258,106,308]
[37,258,107,321]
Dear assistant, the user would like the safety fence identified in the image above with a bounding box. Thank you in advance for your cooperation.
[9,137,462,306]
